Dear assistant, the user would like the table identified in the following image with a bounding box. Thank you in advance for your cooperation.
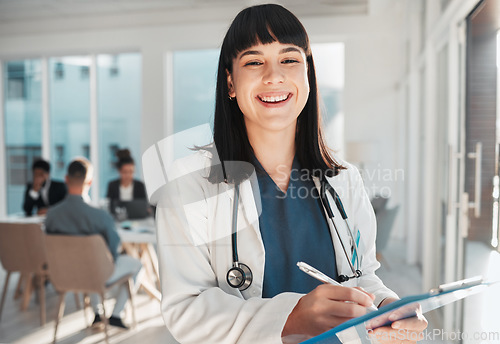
[0,214,45,224]
[116,218,161,302]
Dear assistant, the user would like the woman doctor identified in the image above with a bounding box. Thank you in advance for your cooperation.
[156,4,427,344]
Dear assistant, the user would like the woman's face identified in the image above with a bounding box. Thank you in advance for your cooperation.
[119,163,134,186]
[227,41,310,135]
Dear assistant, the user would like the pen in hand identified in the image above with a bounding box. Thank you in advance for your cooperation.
[297,261,378,312]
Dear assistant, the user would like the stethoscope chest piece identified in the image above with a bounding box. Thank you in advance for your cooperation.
[227,262,253,291]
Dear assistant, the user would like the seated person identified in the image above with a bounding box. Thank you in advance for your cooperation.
[45,157,142,329]
[23,159,67,216]
[106,149,149,216]
[107,149,147,202]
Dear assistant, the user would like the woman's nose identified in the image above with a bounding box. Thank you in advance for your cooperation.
[262,63,285,84]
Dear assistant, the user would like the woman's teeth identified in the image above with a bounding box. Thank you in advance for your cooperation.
[259,94,289,103]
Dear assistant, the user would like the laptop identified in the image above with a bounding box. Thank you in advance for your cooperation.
[118,199,150,220]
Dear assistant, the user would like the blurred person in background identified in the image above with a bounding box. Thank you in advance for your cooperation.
[23,159,67,216]
[106,148,147,204]
[45,157,142,329]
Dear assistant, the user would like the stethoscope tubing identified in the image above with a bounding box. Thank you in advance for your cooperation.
[231,183,240,266]
[322,181,361,270]
[319,180,361,279]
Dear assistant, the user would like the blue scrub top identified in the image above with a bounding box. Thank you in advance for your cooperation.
[254,157,338,298]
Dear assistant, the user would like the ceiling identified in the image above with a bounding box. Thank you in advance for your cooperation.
[0,0,369,24]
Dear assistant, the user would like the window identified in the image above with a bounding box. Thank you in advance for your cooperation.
[6,62,26,100]
[2,53,142,214]
[97,53,142,198]
[173,49,219,133]
[49,56,91,182]
[312,43,345,151]
[3,60,42,214]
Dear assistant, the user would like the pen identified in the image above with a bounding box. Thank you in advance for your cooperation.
[297,261,378,312]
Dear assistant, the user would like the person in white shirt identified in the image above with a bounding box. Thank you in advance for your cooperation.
[106,149,147,214]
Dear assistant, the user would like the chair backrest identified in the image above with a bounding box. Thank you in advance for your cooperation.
[44,234,114,294]
[0,222,48,274]
[375,205,400,253]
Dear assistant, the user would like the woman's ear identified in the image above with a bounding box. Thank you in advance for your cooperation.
[226,70,235,98]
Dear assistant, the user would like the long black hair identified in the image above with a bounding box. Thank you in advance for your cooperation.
[210,4,344,183]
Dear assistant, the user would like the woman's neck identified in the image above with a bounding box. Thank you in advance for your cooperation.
[247,125,296,193]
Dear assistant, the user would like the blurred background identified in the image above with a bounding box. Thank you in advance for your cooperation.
[1,0,500,343]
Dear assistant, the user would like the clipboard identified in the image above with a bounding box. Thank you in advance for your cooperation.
[302,276,499,344]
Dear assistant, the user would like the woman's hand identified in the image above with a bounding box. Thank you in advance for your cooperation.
[368,298,428,343]
[282,284,376,338]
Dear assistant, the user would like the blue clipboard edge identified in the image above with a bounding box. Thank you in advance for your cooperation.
[302,277,499,344]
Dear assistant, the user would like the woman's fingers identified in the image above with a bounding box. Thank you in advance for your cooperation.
[354,286,376,301]
[318,284,376,308]
[325,297,373,318]
[391,314,428,332]
[369,313,428,344]
[283,284,378,337]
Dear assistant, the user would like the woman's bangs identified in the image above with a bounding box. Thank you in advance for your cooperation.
[225,6,310,65]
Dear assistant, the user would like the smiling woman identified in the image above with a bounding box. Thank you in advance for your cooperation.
[212,4,342,181]
[228,42,310,141]
[155,4,426,344]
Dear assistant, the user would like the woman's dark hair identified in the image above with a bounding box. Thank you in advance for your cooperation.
[116,148,134,170]
[210,4,344,183]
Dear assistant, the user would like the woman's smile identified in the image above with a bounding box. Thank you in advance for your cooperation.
[256,92,293,107]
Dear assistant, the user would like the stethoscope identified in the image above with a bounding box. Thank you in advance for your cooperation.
[226,183,254,291]
[225,171,363,291]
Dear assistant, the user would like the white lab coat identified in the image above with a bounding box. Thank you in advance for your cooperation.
[156,149,398,344]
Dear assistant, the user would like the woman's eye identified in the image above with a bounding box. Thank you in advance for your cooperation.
[282,59,299,64]
[244,61,262,66]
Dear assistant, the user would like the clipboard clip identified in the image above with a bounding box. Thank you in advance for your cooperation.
[429,275,483,295]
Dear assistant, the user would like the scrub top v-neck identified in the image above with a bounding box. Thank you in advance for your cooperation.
[254,156,338,298]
